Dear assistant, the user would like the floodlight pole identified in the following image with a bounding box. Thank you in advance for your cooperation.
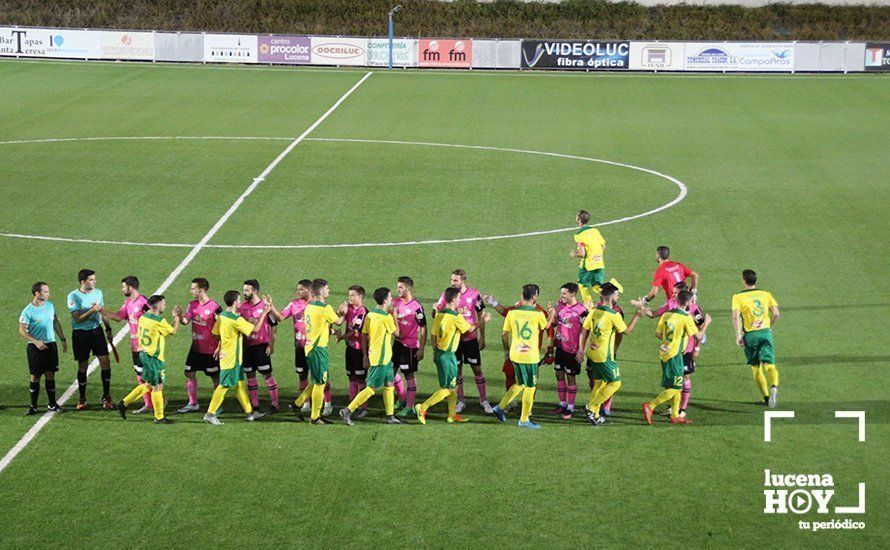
[388,5,402,70]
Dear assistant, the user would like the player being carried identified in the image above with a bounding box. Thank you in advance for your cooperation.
[416,287,491,425]
[340,287,402,425]
[577,282,645,426]
[175,278,221,412]
[203,290,272,425]
[116,295,181,424]
[391,276,427,418]
[433,269,492,414]
[103,276,152,415]
[571,210,607,306]
[239,279,280,413]
[633,245,700,310]
[491,284,555,429]
[731,269,780,407]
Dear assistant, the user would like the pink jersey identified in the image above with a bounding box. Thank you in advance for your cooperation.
[118,294,150,352]
[393,297,426,349]
[239,299,273,346]
[280,298,308,347]
[186,298,221,355]
[435,287,484,341]
[556,301,588,355]
[656,300,703,353]
[345,304,367,350]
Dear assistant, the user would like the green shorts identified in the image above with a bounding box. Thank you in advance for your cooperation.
[578,267,605,288]
[661,354,685,389]
[219,365,245,388]
[434,350,458,389]
[366,363,394,388]
[139,352,166,386]
[588,359,620,383]
[513,363,539,388]
[307,346,330,385]
[743,329,775,366]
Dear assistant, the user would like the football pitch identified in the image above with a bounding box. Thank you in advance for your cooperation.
[0,59,887,548]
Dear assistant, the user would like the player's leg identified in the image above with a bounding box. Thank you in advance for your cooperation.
[744,332,769,404]
[93,329,113,409]
[492,361,525,421]
[179,369,199,413]
[564,371,578,419]
[150,381,169,422]
[27,372,41,415]
[455,352,465,412]
[516,364,540,428]
[760,332,778,407]
[245,363,260,409]
[416,352,456,424]
[465,339,491,413]
[577,268,593,305]
[45,370,58,410]
[502,358,516,391]
[261,369,279,413]
[551,362,567,414]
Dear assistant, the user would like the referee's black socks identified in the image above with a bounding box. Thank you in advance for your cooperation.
[101,369,111,398]
[45,379,57,407]
[77,371,87,401]
[29,380,39,408]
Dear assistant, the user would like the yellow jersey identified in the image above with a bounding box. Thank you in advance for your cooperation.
[732,289,778,332]
[574,225,605,271]
[432,308,471,353]
[137,313,174,362]
[503,306,548,364]
[212,312,255,370]
[362,308,396,367]
[582,306,626,362]
[305,301,340,353]
[656,309,699,361]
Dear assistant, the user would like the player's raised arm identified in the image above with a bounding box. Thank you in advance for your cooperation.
[484,294,509,317]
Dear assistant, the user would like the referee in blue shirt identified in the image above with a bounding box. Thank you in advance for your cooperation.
[67,269,114,410]
[19,282,67,415]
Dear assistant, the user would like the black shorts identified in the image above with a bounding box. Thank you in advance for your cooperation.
[185,349,220,375]
[553,348,581,376]
[393,340,420,373]
[294,345,308,376]
[72,328,108,362]
[683,352,696,375]
[456,339,481,367]
[345,346,366,378]
[242,344,272,374]
[27,342,59,376]
[131,350,144,375]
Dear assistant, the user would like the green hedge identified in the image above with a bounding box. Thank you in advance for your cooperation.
[1,0,887,41]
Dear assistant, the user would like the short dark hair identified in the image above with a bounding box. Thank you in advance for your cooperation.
[677,290,693,306]
[600,282,619,299]
[243,279,260,292]
[742,269,757,286]
[223,290,240,306]
[373,287,390,305]
[31,282,47,296]
[148,294,165,307]
[298,279,312,288]
[561,282,579,295]
[192,277,209,291]
[77,269,95,283]
[311,279,328,295]
[577,210,590,224]
[522,284,540,301]
[121,276,139,290]
[673,280,688,291]
[656,246,671,261]
[348,285,365,296]
[397,276,414,289]
[443,287,460,304]
[451,269,467,280]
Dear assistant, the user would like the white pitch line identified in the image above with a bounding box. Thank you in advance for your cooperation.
[0,136,687,249]
[0,71,373,475]
[0,136,293,146]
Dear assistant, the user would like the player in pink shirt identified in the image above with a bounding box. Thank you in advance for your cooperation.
[239,279,279,413]
[392,276,427,417]
[271,279,312,414]
[174,278,221,413]
[550,283,589,419]
[104,276,152,414]
[433,269,491,414]
[336,285,369,418]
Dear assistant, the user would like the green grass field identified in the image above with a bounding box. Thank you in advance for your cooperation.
[0,60,887,548]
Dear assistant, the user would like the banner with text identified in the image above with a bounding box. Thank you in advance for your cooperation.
[203,34,258,63]
[521,40,629,70]
[310,37,368,66]
[684,43,794,71]
[629,42,686,71]
[418,39,473,68]
[258,35,310,64]
[0,27,101,59]
[100,31,154,60]
[367,38,418,67]
[864,42,890,71]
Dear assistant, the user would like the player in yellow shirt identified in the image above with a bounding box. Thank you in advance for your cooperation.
[731,269,781,407]
[292,279,346,424]
[415,287,490,424]
[643,289,708,425]
[576,282,644,425]
[339,287,402,425]
[116,295,181,424]
[490,284,554,429]
[202,290,272,425]
[571,210,606,305]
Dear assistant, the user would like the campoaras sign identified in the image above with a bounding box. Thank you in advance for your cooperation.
[418,39,472,68]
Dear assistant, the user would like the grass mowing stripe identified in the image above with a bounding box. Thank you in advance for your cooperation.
[0,70,373,475]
